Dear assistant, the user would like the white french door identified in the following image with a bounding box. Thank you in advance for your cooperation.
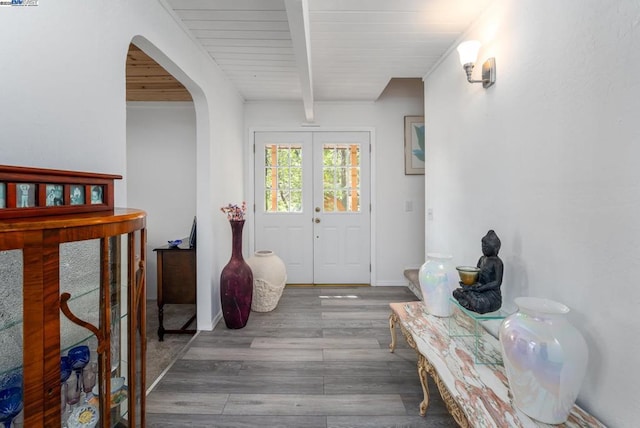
[254,131,371,284]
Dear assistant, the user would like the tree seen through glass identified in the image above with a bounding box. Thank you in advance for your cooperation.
[263,143,361,213]
[323,144,360,212]
[264,144,303,212]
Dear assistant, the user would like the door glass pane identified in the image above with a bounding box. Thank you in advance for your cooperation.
[348,190,361,211]
[290,147,302,166]
[263,144,303,213]
[323,168,336,185]
[322,144,361,213]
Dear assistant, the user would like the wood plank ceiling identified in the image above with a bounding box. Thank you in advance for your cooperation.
[131,0,493,110]
[126,44,192,102]
[165,0,492,106]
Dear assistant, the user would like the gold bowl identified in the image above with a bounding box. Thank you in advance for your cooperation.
[456,266,480,285]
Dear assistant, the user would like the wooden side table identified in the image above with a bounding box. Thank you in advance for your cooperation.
[154,240,196,341]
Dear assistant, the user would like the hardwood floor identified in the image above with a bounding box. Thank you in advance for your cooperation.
[146,286,457,428]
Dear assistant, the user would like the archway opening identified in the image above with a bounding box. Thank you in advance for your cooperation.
[125,40,198,389]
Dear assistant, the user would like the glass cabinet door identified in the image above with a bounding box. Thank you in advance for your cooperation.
[110,234,130,428]
[59,239,101,427]
[0,249,25,427]
[122,229,147,427]
[111,230,146,427]
[59,229,145,428]
[1,208,146,427]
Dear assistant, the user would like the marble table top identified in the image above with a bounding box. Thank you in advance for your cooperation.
[390,301,605,428]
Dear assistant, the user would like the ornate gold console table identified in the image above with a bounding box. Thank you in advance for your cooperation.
[389,301,605,428]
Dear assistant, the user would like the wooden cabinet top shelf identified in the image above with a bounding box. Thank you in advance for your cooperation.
[0,208,146,236]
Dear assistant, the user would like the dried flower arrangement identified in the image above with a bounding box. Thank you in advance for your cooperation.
[220,202,247,221]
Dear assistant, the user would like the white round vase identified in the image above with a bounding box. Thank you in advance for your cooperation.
[418,253,457,317]
[246,250,287,312]
[499,297,588,424]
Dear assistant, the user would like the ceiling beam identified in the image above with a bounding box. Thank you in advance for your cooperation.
[285,0,314,122]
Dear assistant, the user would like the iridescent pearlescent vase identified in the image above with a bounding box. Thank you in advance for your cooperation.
[220,220,253,329]
[418,253,457,317]
[499,297,588,424]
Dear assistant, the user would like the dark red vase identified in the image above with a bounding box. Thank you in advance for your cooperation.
[220,220,253,329]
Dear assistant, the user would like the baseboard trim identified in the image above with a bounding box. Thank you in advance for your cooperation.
[146,330,200,395]
[285,283,371,287]
[373,280,408,287]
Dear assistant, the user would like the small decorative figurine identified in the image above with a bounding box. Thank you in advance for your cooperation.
[453,230,503,314]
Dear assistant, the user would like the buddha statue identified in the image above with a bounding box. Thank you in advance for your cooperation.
[453,230,503,314]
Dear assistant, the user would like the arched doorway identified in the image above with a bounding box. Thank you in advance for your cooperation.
[124,39,199,389]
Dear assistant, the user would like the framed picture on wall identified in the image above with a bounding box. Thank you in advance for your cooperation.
[404,115,425,175]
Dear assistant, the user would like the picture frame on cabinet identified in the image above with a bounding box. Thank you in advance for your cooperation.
[0,165,120,219]
[17,183,36,208]
[404,115,425,175]
[70,185,85,205]
[45,184,64,206]
[90,185,103,204]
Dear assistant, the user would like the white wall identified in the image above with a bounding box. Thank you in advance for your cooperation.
[0,0,245,331]
[126,102,197,299]
[424,0,640,425]
[244,78,425,285]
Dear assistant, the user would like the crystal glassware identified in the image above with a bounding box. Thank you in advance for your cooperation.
[66,374,81,409]
[60,381,68,420]
[60,356,72,384]
[0,387,23,428]
[68,346,90,371]
[60,355,73,420]
[66,346,89,417]
[67,346,90,382]
[82,362,97,394]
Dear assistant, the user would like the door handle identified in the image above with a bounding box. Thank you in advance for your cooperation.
[315,218,321,223]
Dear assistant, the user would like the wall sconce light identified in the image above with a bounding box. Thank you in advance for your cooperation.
[456,40,496,89]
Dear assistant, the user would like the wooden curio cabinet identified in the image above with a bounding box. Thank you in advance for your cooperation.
[0,208,147,427]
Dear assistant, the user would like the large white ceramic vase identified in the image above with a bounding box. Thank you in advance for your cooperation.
[499,297,588,424]
[418,253,457,317]
[246,250,287,312]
